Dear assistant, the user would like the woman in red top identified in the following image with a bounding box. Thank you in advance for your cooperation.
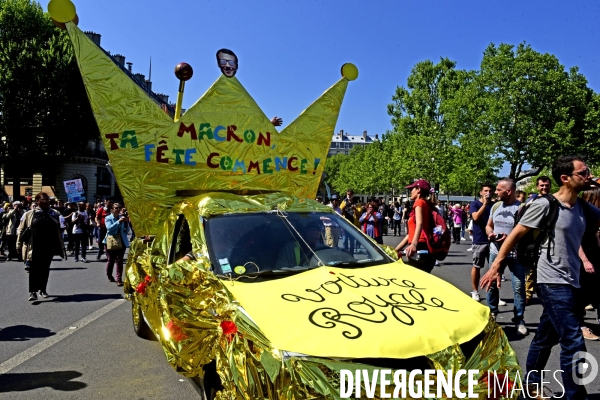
[395,179,436,273]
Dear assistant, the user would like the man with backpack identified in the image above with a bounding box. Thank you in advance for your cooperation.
[485,179,527,335]
[481,156,600,400]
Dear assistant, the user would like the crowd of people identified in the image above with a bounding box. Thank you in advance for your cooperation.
[0,196,134,300]
[321,155,600,399]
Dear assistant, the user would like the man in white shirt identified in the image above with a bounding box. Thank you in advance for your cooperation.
[485,179,526,335]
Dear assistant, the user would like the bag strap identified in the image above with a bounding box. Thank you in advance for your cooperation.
[527,194,560,267]
[491,201,502,216]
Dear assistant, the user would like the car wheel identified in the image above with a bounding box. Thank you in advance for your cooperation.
[188,362,222,400]
[132,302,155,340]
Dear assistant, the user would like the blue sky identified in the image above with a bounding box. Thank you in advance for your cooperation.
[58,0,599,142]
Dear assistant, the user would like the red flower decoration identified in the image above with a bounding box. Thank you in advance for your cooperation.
[166,320,188,342]
[136,281,147,295]
[329,271,335,275]
[136,276,153,295]
[220,320,238,342]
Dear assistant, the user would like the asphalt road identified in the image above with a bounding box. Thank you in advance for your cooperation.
[0,235,598,399]
[0,246,199,399]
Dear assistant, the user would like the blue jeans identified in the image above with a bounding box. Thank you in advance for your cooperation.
[343,231,355,254]
[486,252,525,322]
[526,283,587,400]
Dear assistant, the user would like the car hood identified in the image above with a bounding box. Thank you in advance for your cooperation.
[225,261,489,359]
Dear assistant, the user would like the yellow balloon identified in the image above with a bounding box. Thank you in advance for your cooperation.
[47,0,76,23]
[341,63,359,81]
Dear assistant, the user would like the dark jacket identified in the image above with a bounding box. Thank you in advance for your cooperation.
[17,208,67,262]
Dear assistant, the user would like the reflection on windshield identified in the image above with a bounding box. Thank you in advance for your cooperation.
[204,212,388,276]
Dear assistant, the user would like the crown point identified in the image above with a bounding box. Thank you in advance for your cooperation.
[47,0,76,23]
[175,62,193,81]
[341,63,358,81]
[52,13,78,30]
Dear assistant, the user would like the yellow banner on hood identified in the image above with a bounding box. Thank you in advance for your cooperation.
[226,263,489,359]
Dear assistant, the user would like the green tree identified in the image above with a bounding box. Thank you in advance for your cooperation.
[455,42,598,180]
[0,0,99,198]
[387,58,499,194]
[324,44,599,198]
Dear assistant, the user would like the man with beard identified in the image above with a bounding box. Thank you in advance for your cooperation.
[485,179,526,335]
[481,156,600,400]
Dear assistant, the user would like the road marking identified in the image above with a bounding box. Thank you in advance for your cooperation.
[0,299,126,375]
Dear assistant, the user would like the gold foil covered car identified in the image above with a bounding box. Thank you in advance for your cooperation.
[124,192,519,399]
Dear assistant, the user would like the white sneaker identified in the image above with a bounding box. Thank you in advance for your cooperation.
[516,321,528,336]
[582,326,600,341]
[466,247,473,251]
[498,300,507,306]
[471,291,480,301]
[461,237,466,241]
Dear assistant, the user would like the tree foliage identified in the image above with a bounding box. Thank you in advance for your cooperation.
[451,43,599,180]
[325,43,599,197]
[0,0,99,194]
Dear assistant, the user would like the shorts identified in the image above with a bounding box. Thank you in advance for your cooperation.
[472,244,489,268]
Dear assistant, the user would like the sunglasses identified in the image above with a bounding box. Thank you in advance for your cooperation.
[113,207,121,210]
[570,169,591,178]
[219,59,237,66]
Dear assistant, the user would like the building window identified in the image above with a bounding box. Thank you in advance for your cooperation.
[96,166,112,196]
[345,143,349,149]
[331,142,337,148]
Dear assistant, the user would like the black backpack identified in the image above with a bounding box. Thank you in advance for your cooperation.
[514,195,560,269]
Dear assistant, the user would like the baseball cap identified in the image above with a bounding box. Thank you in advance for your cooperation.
[330,194,340,200]
[13,201,22,205]
[405,179,431,192]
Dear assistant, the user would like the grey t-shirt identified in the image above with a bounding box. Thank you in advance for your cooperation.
[489,201,521,255]
[518,196,600,287]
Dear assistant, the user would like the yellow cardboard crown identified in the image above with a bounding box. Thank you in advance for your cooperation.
[49,0,356,235]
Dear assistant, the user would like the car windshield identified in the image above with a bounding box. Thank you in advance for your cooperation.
[204,211,389,277]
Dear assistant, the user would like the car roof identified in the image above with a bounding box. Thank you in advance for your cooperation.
[171,191,333,218]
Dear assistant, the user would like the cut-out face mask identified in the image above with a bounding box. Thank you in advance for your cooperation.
[216,49,238,77]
